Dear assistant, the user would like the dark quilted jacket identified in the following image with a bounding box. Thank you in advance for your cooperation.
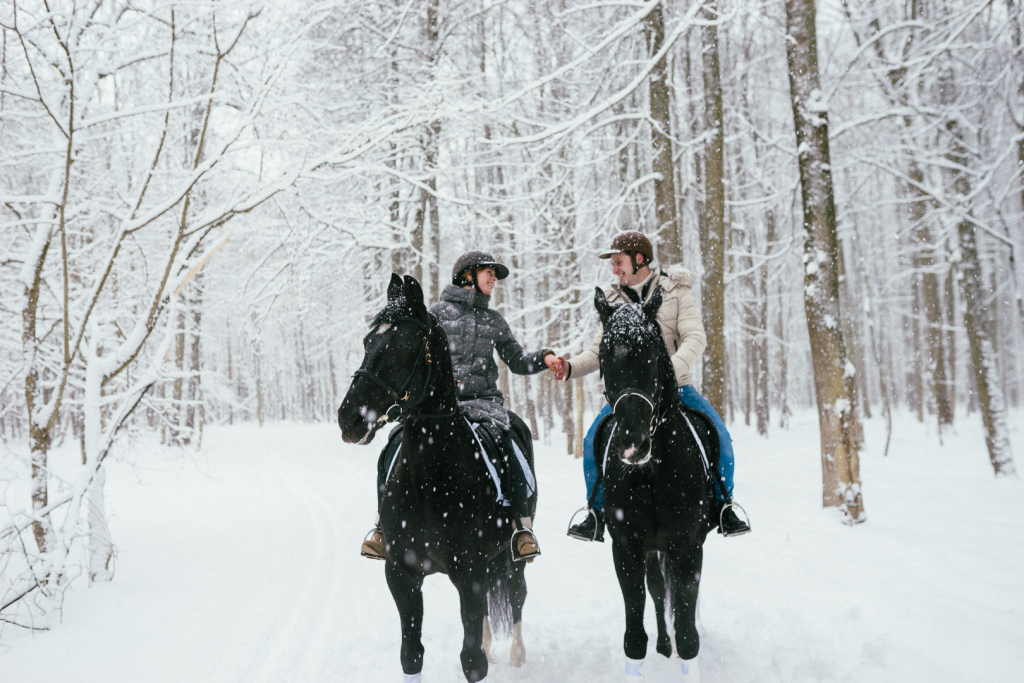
[430,285,550,405]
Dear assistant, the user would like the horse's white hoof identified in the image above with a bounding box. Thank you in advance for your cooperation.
[402,673,422,683]
[680,655,700,682]
[625,656,644,678]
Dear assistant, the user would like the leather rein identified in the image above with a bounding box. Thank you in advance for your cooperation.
[353,316,457,424]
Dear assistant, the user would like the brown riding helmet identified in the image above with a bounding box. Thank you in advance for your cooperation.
[598,231,654,262]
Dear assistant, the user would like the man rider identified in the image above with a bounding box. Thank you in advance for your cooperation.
[361,251,563,562]
[552,231,751,541]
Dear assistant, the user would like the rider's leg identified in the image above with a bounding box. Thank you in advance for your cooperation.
[501,430,540,562]
[568,403,612,542]
[362,426,403,559]
[677,385,750,536]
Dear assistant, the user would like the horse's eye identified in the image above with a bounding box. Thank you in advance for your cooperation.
[400,341,412,350]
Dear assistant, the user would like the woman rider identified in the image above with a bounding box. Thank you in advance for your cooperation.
[554,231,751,541]
[361,251,562,562]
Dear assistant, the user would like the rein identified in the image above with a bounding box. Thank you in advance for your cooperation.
[353,316,457,424]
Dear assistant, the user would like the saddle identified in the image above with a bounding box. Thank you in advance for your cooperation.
[378,411,536,508]
[467,419,537,506]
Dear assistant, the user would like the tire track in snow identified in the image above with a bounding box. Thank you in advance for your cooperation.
[240,450,342,683]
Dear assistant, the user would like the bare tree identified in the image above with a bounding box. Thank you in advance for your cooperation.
[785,0,865,521]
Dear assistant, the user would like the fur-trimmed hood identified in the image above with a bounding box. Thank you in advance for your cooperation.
[661,264,694,289]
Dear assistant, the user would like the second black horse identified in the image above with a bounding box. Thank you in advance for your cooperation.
[592,284,717,681]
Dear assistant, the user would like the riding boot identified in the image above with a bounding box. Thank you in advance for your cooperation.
[511,517,541,563]
[567,506,605,542]
[361,515,386,560]
[718,502,751,537]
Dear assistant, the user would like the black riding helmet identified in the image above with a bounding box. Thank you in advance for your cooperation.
[451,251,509,294]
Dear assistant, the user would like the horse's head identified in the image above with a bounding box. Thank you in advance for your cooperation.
[338,273,435,445]
[596,285,667,465]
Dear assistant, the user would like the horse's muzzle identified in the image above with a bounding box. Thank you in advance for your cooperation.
[338,399,378,444]
[618,434,652,465]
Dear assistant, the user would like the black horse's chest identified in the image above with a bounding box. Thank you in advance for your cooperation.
[380,429,507,571]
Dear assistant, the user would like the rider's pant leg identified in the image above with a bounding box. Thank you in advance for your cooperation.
[376,427,403,509]
[501,430,531,519]
[678,385,734,503]
[583,403,613,512]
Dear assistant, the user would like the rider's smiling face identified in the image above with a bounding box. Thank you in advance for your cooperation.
[610,252,648,287]
[471,266,498,295]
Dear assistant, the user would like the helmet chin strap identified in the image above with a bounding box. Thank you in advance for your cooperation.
[471,268,483,295]
[630,252,643,275]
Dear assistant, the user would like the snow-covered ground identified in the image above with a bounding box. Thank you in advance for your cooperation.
[2,409,1022,682]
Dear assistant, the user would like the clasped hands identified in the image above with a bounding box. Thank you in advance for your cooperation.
[543,353,569,381]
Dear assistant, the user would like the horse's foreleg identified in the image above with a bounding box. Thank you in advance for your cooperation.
[645,551,672,658]
[454,570,489,682]
[385,562,426,678]
[612,540,649,666]
[668,543,704,668]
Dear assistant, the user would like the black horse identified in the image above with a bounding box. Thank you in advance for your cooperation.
[338,274,535,683]
[592,285,717,681]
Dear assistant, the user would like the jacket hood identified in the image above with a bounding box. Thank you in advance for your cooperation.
[440,283,491,309]
[661,264,693,289]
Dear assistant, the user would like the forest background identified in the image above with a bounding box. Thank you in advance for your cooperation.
[1,0,1022,629]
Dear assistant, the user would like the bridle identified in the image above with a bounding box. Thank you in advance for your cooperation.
[352,316,455,426]
[604,383,663,437]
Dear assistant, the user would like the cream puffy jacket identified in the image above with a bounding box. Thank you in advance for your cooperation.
[568,265,706,388]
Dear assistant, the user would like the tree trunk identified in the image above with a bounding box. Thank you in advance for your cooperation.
[756,212,774,435]
[784,0,865,521]
[644,0,681,264]
[698,1,727,415]
[942,64,1015,475]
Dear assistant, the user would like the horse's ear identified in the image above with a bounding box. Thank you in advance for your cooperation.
[643,285,663,321]
[595,287,614,324]
[388,273,403,300]
[403,274,428,320]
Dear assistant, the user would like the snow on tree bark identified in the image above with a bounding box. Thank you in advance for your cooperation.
[784,0,865,521]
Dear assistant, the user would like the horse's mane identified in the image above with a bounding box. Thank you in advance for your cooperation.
[604,302,679,412]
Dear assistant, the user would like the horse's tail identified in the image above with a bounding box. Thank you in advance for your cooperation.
[485,551,515,637]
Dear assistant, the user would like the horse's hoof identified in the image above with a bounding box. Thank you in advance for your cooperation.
[625,657,644,678]
[680,655,700,682]
[656,635,672,658]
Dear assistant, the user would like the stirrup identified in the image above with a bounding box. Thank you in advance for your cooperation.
[360,527,386,560]
[719,502,751,537]
[566,506,601,542]
[511,528,540,563]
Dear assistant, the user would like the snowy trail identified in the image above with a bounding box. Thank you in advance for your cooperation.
[239,450,342,682]
[2,413,1023,682]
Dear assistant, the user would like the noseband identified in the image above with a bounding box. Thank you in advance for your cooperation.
[353,316,454,424]
[605,386,662,436]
